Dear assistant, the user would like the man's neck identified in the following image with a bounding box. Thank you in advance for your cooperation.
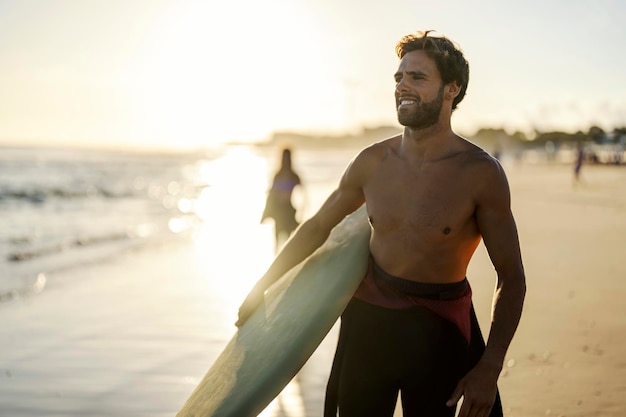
[400,122,458,162]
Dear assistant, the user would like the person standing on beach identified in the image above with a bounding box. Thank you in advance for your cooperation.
[573,141,585,186]
[237,31,526,417]
[261,148,302,250]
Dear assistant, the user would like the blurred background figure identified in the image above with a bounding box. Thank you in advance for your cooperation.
[573,141,585,186]
[261,148,303,251]
[492,143,502,160]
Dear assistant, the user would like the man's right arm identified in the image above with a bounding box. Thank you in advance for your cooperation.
[235,153,369,327]
[235,215,336,327]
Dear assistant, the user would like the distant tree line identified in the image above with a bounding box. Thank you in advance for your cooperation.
[471,125,626,150]
[266,125,626,164]
[470,125,626,165]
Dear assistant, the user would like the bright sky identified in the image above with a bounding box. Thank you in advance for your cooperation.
[1,0,625,150]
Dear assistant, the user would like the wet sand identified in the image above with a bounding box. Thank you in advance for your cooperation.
[1,161,625,416]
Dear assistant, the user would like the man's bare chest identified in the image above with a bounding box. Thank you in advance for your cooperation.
[364,168,476,239]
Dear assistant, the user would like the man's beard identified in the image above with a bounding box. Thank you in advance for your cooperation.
[396,86,444,129]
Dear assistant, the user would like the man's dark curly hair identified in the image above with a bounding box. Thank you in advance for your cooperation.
[395,30,470,111]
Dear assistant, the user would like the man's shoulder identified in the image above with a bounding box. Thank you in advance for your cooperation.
[449,140,507,194]
[457,138,501,169]
[341,136,400,184]
[455,140,510,198]
[370,134,402,151]
[355,135,401,161]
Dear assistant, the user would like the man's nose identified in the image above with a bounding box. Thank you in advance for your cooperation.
[395,77,409,94]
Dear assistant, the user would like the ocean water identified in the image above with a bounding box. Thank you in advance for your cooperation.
[0,144,355,302]
[0,146,206,299]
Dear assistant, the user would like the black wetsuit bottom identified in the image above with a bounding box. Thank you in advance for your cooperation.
[324,299,503,417]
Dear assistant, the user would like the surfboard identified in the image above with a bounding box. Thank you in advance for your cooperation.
[176,205,371,417]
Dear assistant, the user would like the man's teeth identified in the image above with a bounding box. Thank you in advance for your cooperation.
[401,100,414,105]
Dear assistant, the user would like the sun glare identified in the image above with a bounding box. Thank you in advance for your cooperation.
[184,146,311,417]
[122,0,343,148]
[190,147,275,310]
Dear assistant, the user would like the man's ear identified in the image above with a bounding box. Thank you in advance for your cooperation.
[445,81,461,100]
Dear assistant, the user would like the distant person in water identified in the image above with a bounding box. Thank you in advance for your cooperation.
[261,148,302,250]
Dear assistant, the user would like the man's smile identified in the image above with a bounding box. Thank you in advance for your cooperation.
[397,96,418,109]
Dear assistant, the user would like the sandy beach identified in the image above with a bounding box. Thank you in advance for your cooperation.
[1,159,625,417]
[488,162,626,417]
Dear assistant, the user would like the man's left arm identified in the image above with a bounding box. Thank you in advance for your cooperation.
[448,159,526,417]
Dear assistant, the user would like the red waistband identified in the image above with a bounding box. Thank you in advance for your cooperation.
[352,258,473,343]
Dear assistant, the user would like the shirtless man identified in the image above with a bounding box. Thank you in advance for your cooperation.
[237,31,526,417]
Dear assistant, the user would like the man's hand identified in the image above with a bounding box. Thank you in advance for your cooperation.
[446,358,500,417]
[235,286,265,327]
